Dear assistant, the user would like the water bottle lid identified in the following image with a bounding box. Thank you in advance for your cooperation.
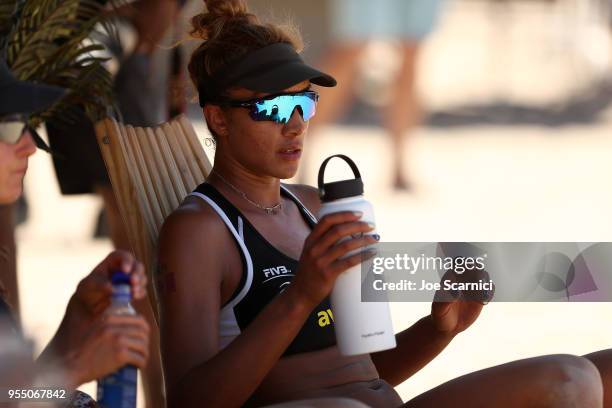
[317,154,364,202]
[111,270,131,286]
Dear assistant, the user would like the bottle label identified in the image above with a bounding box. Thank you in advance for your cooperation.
[97,365,137,408]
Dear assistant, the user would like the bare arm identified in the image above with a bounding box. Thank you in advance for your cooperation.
[36,251,150,389]
[371,315,454,387]
[109,0,179,55]
[372,266,489,386]
[158,202,376,407]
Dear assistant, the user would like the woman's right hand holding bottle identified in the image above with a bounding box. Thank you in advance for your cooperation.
[287,211,378,309]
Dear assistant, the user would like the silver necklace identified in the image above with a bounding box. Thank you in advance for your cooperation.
[211,170,283,215]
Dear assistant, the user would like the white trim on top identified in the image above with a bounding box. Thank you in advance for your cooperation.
[189,192,254,310]
[237,216,244,241]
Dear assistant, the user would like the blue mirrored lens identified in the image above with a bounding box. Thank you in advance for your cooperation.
[251,92,317,124]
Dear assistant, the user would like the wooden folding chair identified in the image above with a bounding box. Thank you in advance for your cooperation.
[94,114,213,320]
[95,114,212,407]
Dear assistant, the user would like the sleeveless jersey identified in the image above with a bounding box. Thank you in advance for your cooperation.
[190,183,337,356]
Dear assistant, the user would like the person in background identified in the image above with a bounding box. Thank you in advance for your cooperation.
[308,0,446,190]
[45,0,183,251]
[0,59,150,407]
[41,2,182,406]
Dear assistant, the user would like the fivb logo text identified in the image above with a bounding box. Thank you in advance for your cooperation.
[263,265,292,278]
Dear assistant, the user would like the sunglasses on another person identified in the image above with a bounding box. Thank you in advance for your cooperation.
[0,115,27,144]
[218,91,319,124]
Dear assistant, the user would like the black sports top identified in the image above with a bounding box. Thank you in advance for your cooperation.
[190,183,336,356]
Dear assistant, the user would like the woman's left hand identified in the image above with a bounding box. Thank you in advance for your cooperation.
[431,298,484,336]
[430,269,493,337]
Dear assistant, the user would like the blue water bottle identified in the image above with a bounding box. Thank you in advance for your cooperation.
[97,271,138,408]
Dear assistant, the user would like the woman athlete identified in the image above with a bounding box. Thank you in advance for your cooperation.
[157,1,611,407]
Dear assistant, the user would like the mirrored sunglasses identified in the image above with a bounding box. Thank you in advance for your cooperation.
[222,91,319,124]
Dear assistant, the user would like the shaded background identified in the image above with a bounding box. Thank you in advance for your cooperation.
[14,0,612,404]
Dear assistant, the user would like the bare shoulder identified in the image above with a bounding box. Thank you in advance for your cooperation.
[160,195,227,242]
[282,183,322,215]
[157,195,232,291]
[157,197,231,392]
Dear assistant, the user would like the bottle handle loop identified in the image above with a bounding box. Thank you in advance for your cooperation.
[317,154,362,199]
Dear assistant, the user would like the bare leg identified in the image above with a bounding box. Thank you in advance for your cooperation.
[383,42,421,191]
[585,349,612,408]
[297,43,365,183]
[311,43,365,128]
[0,204,18,321]
[405,354,603,407]
[263,398,370,408]
[95,186,165,408]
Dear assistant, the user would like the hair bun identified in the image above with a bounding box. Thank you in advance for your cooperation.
[204,0,248,18]
[191,0,255,41]
[188,0,304,99]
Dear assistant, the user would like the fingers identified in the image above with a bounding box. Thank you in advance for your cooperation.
[113,335,149,368]
[98,250,148,300]
[104,314,150,337]
[433,267,494,305]
[460,268,494,304]
[292,212,379,306]
[120,350,148,370]
[102,315,150,369]
[328,247,378,276]
[306,212,364,246]
[431,300,453,320]
[101,249,137,275]
[433,269,461,303]
[129,262,147,300]
[319,234,378,266]
[310,220,375,259]
[77,275,113,298]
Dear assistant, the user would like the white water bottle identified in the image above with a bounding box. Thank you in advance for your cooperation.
[317,154,396,356]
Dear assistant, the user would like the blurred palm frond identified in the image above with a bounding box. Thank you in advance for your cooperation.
[0,0,120,126]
